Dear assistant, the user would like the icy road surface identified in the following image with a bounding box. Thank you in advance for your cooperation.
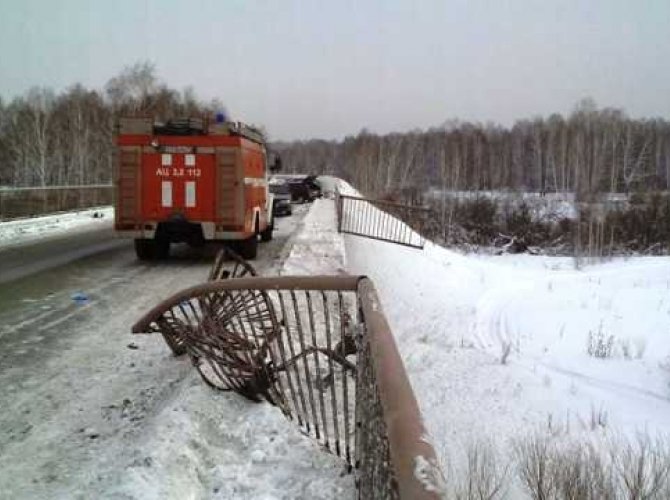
[0,203,353,499]
[0,207,121,284]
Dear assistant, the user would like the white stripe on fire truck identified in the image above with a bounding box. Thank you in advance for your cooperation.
[161,181,172,207]
[185,181,196,207]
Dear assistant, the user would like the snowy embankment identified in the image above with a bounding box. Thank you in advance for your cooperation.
[282,190,670,461]
[329,180,670,491]
[0,207,114,249]
[346,236,670,441]
[104,370,353,499]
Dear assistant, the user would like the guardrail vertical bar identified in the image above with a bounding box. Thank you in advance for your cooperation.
[291,290,321,439]
[338,291,353,466]
[306,290,331,451]
[321,290,342,457]
[336,191,343,233]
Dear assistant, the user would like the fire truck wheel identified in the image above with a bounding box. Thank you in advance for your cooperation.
[154,238,170,259]
[134,239,154,260]
[260,224,273,242]
[238,235,258,260]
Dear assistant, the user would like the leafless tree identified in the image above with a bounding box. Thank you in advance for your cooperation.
[275,99,670,200]
[0,62,223,188]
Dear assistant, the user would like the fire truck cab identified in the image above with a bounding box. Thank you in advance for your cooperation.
[114,117,278,260]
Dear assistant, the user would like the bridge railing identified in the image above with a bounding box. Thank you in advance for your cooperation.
[336,193,432,249]
[133,275,445,499]
[0,185,113,220]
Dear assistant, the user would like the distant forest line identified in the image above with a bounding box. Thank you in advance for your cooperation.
[276,99,670,199]
[0,63,221,188]
[1,63,669,199]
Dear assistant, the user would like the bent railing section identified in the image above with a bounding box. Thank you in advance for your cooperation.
[336,194,432,249]
[132,275,444,499]
[207,247,258,281]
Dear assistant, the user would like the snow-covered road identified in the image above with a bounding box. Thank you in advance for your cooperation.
[0,203,353,499]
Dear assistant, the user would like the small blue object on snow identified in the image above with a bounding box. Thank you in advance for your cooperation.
[71,292,89,305]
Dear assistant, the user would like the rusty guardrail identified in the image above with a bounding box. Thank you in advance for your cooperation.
[132,274,444,499]
[0,184,113,220]
[336,194,432,249]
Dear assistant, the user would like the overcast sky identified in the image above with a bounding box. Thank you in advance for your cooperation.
[0,0,668,140]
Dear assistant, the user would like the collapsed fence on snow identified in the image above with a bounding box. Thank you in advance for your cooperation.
[0,185,113,220]
[336,193,432,249]
[133,268,444,499]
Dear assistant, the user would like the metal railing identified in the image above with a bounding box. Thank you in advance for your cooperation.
[132,274,445,499]
[336,194,432,249]
[0,184,113,220]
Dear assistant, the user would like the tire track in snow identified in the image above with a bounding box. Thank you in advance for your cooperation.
[525,358,670,404]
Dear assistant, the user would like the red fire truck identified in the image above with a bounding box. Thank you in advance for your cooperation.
[114,117,278,260]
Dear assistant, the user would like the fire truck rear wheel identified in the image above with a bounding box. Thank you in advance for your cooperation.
[134,239,154,260]
[260,224,273,242]
[238,235,258,260]
[154,238,170,259]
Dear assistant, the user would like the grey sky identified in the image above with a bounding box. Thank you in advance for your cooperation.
[1,0,668,140]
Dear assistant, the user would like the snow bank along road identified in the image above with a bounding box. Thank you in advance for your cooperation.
[0,203,353,499]
[0,208,120,284]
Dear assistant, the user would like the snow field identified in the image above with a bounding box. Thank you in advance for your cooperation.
[333,180,670,496]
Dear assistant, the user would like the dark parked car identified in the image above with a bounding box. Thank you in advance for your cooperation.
[303,175,323,199]
[287,180,312,203]
[269,182,293,216]
[287,176,322,203]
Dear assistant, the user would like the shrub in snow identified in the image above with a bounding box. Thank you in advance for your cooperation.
[500,341,512,365]
[547,442,616,499]
[443,440,509,500]
[615,336,648,361]
[589,406,608,431]
[586,325,614,359]
[610,435,670,499]
[514,434,557,499]
[426,191,670,256]
[618,338,632,360]
[513,433,670,499]
[439,431,670,498]
[633,337,647,359]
